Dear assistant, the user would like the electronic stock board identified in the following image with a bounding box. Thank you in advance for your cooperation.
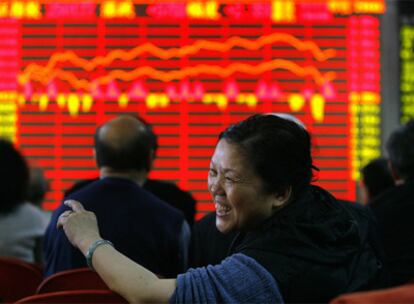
[0,0,385,216]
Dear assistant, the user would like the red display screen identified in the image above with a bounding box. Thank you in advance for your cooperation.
[0,0,385,218]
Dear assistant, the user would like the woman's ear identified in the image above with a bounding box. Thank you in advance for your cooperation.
[273,186,292,209]
[388,160,401,185]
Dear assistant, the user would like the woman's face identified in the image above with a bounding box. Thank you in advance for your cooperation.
[208,139,279,234]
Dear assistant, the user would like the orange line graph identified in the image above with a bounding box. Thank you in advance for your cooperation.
[18,33,336,85]
[22,59,336,90]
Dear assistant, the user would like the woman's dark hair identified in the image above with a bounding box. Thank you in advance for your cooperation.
[0,139,30,214]
[219,114,315,199]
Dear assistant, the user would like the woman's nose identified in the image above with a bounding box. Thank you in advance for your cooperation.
[209,177,224,195]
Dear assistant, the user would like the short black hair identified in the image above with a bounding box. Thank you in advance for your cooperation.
[386,119,414,181]
[361,158,394,200]
[219,114,314,199]
[0,139,29,214]
[94,116,155,172]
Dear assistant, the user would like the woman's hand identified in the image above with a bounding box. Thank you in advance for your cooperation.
[57,200,102,255]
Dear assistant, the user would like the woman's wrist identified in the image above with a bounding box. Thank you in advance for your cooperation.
[85,239,115,271]
[79,235,102,256]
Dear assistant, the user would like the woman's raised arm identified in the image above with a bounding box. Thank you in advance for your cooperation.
[57,199,176,303]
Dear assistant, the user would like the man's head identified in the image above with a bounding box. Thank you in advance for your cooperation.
[386,119,414,183]
[361,158,394,203]
[94,115,154,173]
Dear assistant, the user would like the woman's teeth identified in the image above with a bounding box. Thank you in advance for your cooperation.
[216,203,231,216]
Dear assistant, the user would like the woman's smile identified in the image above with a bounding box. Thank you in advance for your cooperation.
[215,203,231,217]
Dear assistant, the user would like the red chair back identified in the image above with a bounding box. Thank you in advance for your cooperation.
[330,283,414,304]
[37,268,109,294]
[16,290,127,303]
[0,257,43,302]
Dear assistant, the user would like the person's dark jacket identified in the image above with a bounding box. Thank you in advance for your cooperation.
[189,212,237,268]
[144,179,196,227]
[44,177,185,278]
[231,186,387,303]
[369,180,414,286]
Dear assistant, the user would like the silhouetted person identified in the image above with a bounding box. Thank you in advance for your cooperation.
[44,115,188,277]
[361,158,394,205]
[370,119,414,286]
[0,139,48,264]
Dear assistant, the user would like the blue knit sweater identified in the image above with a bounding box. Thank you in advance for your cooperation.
[169,253,283,303]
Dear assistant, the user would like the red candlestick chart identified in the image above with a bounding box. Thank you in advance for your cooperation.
[0,0,385,217]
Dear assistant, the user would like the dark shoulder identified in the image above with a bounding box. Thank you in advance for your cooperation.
[144,179,196,204]
[369,183,414,220]
[195,211,216,227]
[144,179,191,196]
[64,177,99,198]
[337,199,373,218]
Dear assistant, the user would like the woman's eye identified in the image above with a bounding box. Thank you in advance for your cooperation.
[225,176,235,183]
[209,169,217,176]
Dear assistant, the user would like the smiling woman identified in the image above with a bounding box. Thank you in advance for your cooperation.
[209,114,311,234]
[208,139,287,234]
[58,114,388,304]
